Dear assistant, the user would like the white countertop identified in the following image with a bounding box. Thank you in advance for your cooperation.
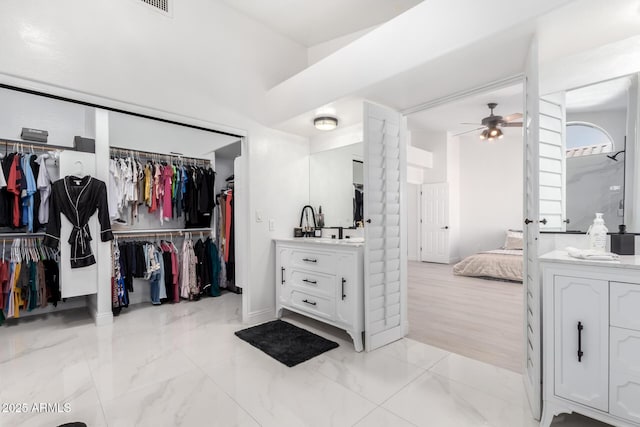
[540,250,640,270]
[274,237,365,247]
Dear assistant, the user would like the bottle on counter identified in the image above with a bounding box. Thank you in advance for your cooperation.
[586,213,608,252]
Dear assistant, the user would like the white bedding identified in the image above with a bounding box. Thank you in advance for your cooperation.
[453,249,523,283]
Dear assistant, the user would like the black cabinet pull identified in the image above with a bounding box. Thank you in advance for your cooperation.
[302,299,317,306]
[540,218,548,225]
[341,278,346,300]
[577,322,584,362]
[302,258,317,263]
[302,278,317,285]
[524,218,533,225]
[281,267,285,285]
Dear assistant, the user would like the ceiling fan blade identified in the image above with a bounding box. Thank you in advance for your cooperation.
[501,122,523,127]
[452,126,485,137]
[503,113,523,122]
[460,122,482,125]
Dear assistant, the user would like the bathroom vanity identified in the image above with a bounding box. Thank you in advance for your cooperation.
[275,238,365,351]
[540,250,640,427]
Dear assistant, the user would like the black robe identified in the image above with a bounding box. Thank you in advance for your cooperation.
[43,176,114,268]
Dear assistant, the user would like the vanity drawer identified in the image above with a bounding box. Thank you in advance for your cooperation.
[610,282,640,331]
[288,249,336,274]
[610,327,640,376]
[290,290,334,320]
[289,269,335,297]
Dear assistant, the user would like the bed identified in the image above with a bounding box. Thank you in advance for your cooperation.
[452,230,524,283]
[452,249,523,283]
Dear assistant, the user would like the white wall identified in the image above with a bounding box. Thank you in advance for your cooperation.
[410,129,448,183]
[0,0,312,324]
[407,183,421,261]
[0,0,308,124]
[0,87,91,146]
[447,134,461,262]
[458,133,523,258]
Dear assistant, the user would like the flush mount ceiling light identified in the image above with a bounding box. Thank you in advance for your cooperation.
[314,116,338,131]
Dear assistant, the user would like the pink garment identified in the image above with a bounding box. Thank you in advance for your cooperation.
[162,165,173,220]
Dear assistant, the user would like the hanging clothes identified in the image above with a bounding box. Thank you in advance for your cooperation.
[43,176,114,268]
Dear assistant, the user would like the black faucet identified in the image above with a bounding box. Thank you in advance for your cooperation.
[299,205,317,237]
[325,226,344,240]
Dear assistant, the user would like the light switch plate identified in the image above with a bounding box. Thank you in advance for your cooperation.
[255,210,263,222]
[269,219,275,231]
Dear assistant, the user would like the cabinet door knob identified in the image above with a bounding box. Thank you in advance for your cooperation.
[524,218,533,225]
[540,218,548,225]
[366,219,372,223]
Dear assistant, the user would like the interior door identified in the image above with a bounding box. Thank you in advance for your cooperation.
[364,101,407,351]
[539,98,566,231]
[420,183,449,263]
[523,37,542,420]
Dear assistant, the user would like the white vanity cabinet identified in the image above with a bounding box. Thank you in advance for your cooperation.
[275,239,364,351]
[541,251,640,427]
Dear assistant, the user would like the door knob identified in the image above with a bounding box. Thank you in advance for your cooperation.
[366,219,371,223]
[563,219,571,224]
[441,226,449,229]
[524,218,533,225]
[540,218,548,225]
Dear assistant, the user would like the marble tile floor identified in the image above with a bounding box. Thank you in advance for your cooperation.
[0,293,611,427]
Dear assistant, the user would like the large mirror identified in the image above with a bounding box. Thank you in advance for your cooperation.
[541,72,638,233]
[309,142,363,227]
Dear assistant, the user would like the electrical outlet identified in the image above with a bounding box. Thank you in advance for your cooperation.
[269,219,275,231]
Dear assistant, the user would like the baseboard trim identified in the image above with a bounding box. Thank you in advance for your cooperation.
[91,310,114,326]
[245,308,276,325]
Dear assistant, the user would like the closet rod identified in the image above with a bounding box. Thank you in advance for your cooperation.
[0,232,46,238]
[0,138,68,152]
[113,228,212,236]
[110,146,211,165]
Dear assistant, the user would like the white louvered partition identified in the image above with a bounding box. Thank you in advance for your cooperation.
[523,39,542,420]
[363,101,406,351]
[539,98,566,231]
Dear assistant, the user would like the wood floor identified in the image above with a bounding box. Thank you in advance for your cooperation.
[407,261,524,373]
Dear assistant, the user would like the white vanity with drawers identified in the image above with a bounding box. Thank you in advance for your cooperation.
[275,238,365,352]
[541,250,640,427]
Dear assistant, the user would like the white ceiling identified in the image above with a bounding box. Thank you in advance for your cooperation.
[218,0,423,47]
[407,84,523,136]
[275,97,364,137]
[564,76,631,113]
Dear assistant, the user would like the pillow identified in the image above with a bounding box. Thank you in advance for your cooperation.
[504,230,524,250]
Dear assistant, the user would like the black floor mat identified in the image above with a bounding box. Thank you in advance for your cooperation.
[235,320,339,367]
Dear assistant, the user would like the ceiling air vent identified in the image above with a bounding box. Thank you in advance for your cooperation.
[139,0,169,14]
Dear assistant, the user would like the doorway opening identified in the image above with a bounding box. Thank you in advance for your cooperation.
[405,83,525,373]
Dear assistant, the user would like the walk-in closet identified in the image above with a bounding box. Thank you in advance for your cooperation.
[0,84,245,326]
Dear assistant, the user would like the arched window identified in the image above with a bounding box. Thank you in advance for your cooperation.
[565,121,615,157]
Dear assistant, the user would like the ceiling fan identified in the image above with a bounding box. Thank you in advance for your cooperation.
[455,103,523,140]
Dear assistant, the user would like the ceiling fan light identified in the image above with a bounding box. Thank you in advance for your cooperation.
[489,128,498,137]
[480,129,489,140]
[314,116,338,131]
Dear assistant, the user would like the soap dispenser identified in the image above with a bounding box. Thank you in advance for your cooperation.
[586,213,608,252]
[317,206,325,228]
